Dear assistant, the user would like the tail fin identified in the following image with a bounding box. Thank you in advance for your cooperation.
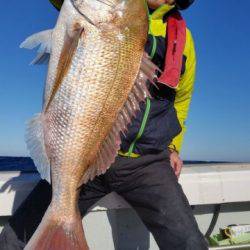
[24,208,89,250]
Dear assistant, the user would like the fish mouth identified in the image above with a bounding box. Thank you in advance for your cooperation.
[69,0,118,27]
[69,0,96,26]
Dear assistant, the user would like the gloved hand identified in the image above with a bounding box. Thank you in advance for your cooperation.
[169,149,183,178]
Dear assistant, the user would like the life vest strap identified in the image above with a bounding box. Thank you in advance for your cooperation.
[158,11,186,89]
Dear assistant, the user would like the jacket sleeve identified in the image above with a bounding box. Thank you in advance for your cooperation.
[168,29,196,153]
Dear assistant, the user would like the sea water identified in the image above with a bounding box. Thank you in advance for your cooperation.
[0,156,225,173]
[0,156,36,172]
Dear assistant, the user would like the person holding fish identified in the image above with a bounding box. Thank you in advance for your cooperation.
[0,0,208,249]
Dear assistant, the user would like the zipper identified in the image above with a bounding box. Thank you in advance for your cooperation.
[127,97,151,156]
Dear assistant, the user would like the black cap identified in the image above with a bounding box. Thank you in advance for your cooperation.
[175,0,195,10]
[49,0,64,10]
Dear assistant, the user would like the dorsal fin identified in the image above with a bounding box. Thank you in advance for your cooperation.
[80,53,158,185]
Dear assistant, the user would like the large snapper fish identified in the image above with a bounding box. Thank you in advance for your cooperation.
[21,0,157,249]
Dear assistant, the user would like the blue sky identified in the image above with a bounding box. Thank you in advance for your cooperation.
[0,1,249,162]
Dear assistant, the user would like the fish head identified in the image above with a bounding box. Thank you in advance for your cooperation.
[43,0,148,112]
[70,0,148,39]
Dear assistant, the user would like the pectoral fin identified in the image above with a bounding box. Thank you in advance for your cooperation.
[44,24,84,112]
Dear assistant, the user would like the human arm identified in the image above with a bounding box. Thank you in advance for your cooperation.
[168,29,196,153]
